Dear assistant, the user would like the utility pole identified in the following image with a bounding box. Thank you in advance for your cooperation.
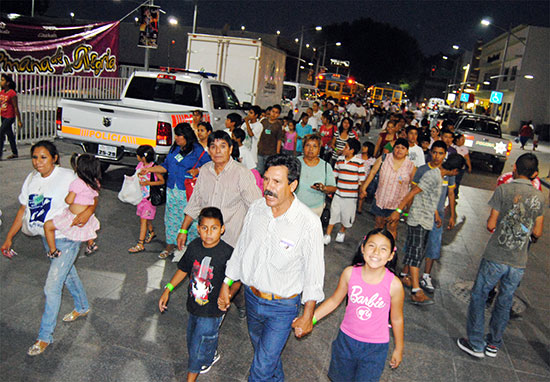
[192,0,198,33]
[295,26,304,83]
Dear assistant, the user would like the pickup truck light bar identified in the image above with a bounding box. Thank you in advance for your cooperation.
[506,142,512,156]
[159,67,218,78]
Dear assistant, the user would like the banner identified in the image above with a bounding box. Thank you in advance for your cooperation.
[138,5,159,49]
[0,21,119,77]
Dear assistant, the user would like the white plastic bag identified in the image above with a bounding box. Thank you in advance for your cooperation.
[118,174,142,206]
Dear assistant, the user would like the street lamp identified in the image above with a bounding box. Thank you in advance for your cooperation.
[168,17,178,26]
[452,45,460,50]
[241,25,245,31]
[276,30,281,35]
[295,25,322,82]
[481,18,527,116]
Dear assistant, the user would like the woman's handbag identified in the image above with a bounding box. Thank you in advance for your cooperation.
[149,171,166,206]
[184,150,206,200]
[118,173,142,206]
[320,161,332,227]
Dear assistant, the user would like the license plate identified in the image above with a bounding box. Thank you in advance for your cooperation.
[98,144,117,158]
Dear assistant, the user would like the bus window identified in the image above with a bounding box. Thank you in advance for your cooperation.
[328,82,341,92]
[383,89,394,100]
[392,91,403,103]
[343,84,352,95]
[318,79,327,91]
[374,88,383,99]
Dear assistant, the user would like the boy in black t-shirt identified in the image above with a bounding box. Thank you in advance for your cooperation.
[159,207,241,381]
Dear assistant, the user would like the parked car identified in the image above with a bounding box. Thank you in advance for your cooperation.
[56,70,245,171]
[281,81,319,119]
[454,114,512,173]
[428,106,469,128]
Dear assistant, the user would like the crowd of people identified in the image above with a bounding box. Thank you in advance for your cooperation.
[0,96,545,382]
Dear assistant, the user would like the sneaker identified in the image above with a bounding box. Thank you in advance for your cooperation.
[484,344,498,358]
[410,289,434,305]
[335,232,345,243]
[420,274,435,293]
[457,338,484,358]
[400,274,412,288]
[200,351,221,374]
[323,234,331,245]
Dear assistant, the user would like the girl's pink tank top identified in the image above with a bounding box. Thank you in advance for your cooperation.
[340,267,393,343]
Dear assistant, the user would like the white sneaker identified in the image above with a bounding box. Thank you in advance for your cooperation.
[335,232,345,243]
[323,234,331,245]
[420,274,435,293]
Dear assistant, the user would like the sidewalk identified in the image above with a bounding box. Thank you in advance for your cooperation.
[0,141,549,382]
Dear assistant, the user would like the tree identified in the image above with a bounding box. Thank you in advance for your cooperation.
[316,18,424,97]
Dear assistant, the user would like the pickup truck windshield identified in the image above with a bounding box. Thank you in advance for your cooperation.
[125,77,203,107]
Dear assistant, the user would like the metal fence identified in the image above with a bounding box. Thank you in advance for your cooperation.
[3,72,127,143]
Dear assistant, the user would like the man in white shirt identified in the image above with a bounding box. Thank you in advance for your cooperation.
[218,154,325,381]
[347,98,367,135]
[407,125,426,168]
[232,128,256,170]
[306,107,318,132]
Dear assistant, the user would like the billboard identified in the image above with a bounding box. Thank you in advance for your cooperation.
[0,21,119,77]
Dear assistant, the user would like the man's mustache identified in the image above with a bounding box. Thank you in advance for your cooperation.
[263,189,278,198]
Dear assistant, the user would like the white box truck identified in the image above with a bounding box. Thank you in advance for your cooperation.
[186,33,286,109]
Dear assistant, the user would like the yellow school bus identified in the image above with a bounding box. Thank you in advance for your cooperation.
[367,83,403,108]
[315,73,361,101]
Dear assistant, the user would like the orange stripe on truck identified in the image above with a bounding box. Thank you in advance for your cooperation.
[61,125,156,146]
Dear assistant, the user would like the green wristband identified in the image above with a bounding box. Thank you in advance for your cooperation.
[312,316,318,326]
[179,228,188,234]
[165,283,174,292]
[395,208,403,214]
[223,277,234,287]
[403,213,409,217]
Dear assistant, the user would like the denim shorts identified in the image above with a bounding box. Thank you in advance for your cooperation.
[186,313,224,373]
[370,202,394,218]
[328,330,389,382]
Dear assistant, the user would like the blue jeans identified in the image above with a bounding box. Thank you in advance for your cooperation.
[186,313,224,373]
[425,215,443,260]
[256,155,269,175]
[328,330,389,382]
[39,237,89,343]
[466,259,524,351]
[245,286,300,382]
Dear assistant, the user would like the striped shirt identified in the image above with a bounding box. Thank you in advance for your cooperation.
[184,158,263,247]
[225,197,325,304]
[334,155,366,199]
[375,154,415,209]
[332,130,358,160]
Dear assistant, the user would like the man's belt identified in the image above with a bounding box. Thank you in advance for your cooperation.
[249,286,298,301]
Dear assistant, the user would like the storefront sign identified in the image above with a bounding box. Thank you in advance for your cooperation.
[0,21,119,77]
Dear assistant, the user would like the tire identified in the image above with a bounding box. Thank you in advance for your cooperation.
[99,162,110,174]
[492,159,505,174]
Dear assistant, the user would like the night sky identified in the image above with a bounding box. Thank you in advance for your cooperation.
[21,0,550,55]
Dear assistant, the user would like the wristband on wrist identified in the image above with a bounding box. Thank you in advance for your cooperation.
[403,212,409,217]
[395,208,403,214]
[179,228,188,234]
[165,283,174,292]
[223,277,234,287]
[312,316,318,326]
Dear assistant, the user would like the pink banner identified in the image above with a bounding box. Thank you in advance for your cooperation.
[0,21,120,77]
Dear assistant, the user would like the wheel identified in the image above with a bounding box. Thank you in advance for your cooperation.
[99,162,110,174]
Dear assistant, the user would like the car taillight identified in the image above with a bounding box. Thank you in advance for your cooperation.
[156,122,172,146]
[56,107,62,131]
[506,142,512,156]
[294,108,299,114]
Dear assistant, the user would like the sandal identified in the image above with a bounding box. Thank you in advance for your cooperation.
[85,241,98,256]
[27,340,49,356]
[128,241,145,253]
[158,249,173,259]
[144,231,156,244]
[47,249,61,258]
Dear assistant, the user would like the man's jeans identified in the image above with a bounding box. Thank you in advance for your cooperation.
[256,155,269,175]
[38,238,89,343]
[245,286,300,382]
[466,258,524,351]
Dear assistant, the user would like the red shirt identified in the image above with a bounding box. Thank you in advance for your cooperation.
[497,172,541,191]
[319,124,336,147]
[0,89,16,118]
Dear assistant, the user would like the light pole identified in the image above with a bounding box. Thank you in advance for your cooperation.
[481,19,527,116]
[294,25,322,82]
[318,41,341,74]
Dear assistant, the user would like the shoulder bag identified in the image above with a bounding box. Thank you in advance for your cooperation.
[149,167,166,206]
[184,150,206,200]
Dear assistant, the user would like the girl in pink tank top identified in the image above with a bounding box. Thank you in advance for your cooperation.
[312,229,404,382]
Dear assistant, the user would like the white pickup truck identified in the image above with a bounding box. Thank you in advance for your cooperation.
[56,70,245,171]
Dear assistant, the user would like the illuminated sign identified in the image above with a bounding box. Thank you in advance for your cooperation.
[490,91,503,104]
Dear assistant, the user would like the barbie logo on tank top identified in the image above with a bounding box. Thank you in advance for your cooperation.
[350,287,387,320]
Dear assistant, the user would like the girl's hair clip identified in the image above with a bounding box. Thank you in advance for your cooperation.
[393,246,397,252]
